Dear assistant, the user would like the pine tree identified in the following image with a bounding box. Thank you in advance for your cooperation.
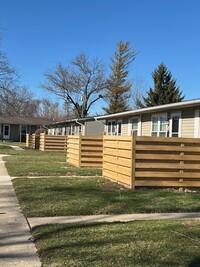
[103,41,137,114]
[143,63,184,107]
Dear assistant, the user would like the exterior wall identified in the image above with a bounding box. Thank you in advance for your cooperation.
[104,106,200,138]
[122,118,129,135]
[180,108,195,138]
[84,120,105,136]
[10,125,19,141]
[141,114,151,136]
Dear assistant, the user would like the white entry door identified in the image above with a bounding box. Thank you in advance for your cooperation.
[3,125,10,139]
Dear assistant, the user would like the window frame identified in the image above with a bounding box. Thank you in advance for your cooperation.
[107,120,116,135]
[129,116,141,136]
[151,113,168,137]
[169,112,182,137]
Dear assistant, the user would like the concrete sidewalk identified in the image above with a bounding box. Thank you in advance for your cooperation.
[0,154,41,267]
[28,212,200,228]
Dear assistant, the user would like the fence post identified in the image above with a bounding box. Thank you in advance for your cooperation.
[78,133,82,167]
[43,132,46,151]
[26,134,29,147]
[130,131,136,189]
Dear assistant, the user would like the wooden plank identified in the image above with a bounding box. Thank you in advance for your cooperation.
[104,136,132,141]
[103,148,132,158]
[136,162,200,170]
[82,151,102,156]
[103,155,132,167]
[136,144,200,152]
[136,136,200,144]
[104,169,131,187]
[80,162,102,167]
[136,154,200,161]
[103,142,132,150]
[104,162,131,176]
[82,141,103,146]
[135,171,200,179]
[135,180,200,187]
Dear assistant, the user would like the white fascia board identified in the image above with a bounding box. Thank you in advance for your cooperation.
[95,98,200,120]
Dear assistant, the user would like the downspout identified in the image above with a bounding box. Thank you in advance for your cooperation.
[75,119,85,135]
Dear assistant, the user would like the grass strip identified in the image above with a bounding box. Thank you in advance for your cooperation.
[13,177,200,217]
[32,220,200,267]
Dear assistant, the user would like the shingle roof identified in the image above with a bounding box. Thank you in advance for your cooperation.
[0,117,52,125]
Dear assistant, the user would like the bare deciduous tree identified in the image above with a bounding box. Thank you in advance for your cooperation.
[36,98,71,121]
[42,53,107,118]
[132,76,147,109]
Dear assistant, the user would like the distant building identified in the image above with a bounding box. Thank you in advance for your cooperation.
[0,117,52,142]
[47,117,105,136]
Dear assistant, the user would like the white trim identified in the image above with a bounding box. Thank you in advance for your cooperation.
[95,98,200,120]
[169,112,182,137]
[194,110,200,138]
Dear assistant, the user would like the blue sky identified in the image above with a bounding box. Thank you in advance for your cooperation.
[0,0,200,114]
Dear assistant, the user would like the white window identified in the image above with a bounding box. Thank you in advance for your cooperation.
[107,121,116,135]
[129,117,141,136]
[151,114,167,137]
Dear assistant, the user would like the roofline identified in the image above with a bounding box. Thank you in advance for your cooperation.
[47,116,95,126]
[94,98,200,120]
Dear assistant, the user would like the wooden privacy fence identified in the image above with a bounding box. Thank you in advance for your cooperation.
[26,134,33,148]
[103,133,200,189]
[67,135,103,168]
[39,133,67,152]
[26,133,40,149]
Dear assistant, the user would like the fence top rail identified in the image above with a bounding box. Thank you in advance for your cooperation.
[136,136,200,144]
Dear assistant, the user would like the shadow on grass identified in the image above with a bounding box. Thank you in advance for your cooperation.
[32,222,200,267]
[188,257,200,267]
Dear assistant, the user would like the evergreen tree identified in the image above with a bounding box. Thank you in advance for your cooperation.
[143,63,184,107]
[103,41,137,114]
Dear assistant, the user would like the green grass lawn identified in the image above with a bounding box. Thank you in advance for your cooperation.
[13,177,200,217]
[32,220,200,267]
[2,147,101,177]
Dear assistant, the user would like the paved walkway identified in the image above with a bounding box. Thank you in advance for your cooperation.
[0,154,41,267]
[28,212,200,228]
[10,146,24,151]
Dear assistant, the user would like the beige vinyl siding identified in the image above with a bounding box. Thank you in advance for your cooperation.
[122,118,129,135]
[141,114,151,136]
[181,108,195,138]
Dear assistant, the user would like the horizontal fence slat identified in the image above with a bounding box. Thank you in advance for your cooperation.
[136,162,200,170]
[136,154,200,161]
[135,171,200,179]
[136,136,200,144]
[136,144,200,152]
[135,180,200,187]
